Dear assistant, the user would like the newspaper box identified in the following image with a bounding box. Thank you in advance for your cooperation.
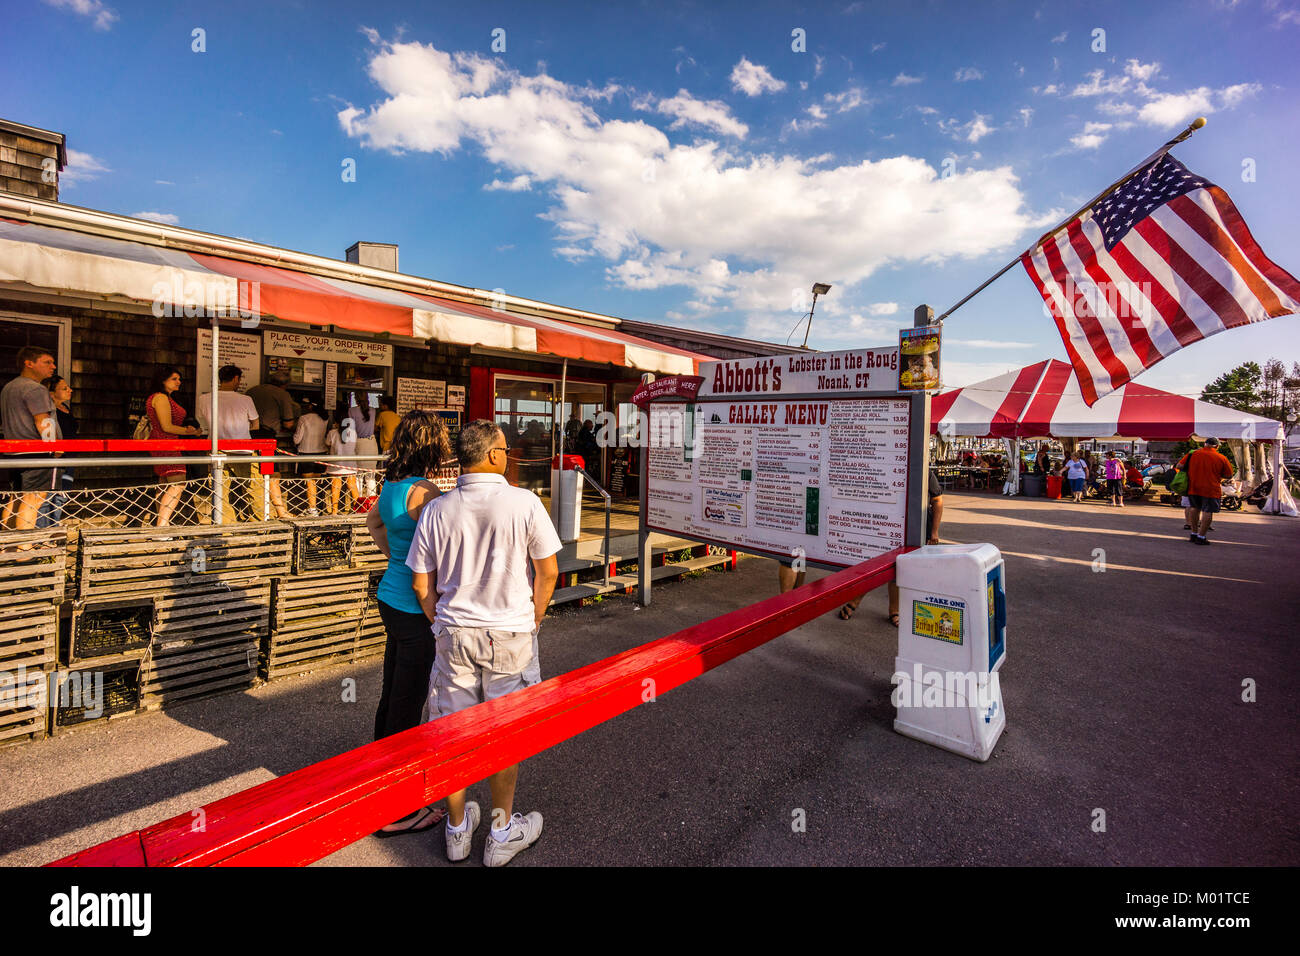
[894,543,1007,762]
[550,454,585,543]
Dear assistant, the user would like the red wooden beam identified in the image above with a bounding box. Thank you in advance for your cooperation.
[48,549,906,867]
[0,439,276,454]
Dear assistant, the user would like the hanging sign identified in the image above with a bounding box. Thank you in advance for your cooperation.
[899,326,942,391]
[264,329,393,366]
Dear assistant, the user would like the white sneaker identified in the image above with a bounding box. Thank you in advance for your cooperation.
[445,801,480,862]
[483,811,543,868]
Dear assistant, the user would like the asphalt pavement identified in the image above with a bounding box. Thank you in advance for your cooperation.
[1,491,1296,867]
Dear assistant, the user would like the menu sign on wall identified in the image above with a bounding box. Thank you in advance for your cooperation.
[197,329,262,398]
[396,377,448,413]
[697,347,901,400]
[646,396,912,567]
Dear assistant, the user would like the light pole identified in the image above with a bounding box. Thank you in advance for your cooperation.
[801,282,832,349]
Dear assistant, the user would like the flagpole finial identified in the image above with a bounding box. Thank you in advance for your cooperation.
[1191,116,1207,129]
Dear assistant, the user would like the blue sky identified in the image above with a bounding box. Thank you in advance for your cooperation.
[5,0,1299,395]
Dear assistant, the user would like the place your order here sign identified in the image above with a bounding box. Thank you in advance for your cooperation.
[643,346,929,568]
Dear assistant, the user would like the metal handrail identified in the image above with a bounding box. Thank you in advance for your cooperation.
[573,465,611,588]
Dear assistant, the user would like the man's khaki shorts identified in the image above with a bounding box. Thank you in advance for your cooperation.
[427,626,541,720]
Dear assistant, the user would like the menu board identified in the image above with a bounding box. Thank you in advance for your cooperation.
[646,397,912,567]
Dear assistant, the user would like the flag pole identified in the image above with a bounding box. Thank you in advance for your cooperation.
[934,117,1207,323]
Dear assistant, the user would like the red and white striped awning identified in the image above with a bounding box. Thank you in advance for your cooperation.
[931,358,1284,441]
[0,218,704,375]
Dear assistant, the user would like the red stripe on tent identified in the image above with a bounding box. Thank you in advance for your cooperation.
[989,360,1050,437]
[1206,186,1300,308]
[929,386,963,424]
[1020,359,1074,435]
[1117,383,1196,441]
[189,253,413,335]
[1168,194,1286,317]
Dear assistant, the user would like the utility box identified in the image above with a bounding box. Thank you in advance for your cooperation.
[550,454,585,543]
[893,543,1007,762]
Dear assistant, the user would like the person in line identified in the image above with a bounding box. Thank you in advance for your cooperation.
[1063,451,1088,503]
[1,347,61,531]
[366,410,453,837]
[841,466,944,624]
[348,391,380,496]
[1103,450,1126,507]
[1035,445,1051,476]
[246,371,297,520]
[35,374,77,528]
[197,365,260,522]
[407,420,561,867]
[375,395,401,453]
[1176,437,1234,545]
[325,413,359,514]
[291,397,328,516]
[147,367,201,526]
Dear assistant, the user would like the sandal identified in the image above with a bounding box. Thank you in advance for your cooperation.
[839,601,859,621]
[375,805,447,838]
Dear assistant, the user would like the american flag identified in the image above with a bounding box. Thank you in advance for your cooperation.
[1021,154,1300,405]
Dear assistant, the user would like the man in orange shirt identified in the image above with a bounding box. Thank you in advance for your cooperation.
[1176,437,1235,545]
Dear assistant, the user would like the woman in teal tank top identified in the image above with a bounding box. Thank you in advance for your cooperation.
[365,410,453,836]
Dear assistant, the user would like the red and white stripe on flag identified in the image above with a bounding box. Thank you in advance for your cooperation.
[1021,157,1300,406]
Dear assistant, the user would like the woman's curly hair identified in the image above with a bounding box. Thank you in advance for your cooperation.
[384,410,453,482]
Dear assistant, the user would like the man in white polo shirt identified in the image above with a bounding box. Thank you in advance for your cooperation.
[406,419,561,867]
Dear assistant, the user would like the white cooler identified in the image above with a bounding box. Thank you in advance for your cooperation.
[893,543,1007,762]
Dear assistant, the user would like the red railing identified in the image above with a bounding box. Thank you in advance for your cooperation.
[0,439,279,474]
[48,548,906,867]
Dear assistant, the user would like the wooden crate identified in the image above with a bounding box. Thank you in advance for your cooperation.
[49,659,142,734]
[0,528,66,605]
[139,582,271,710]
[65,598,153,666]
[346,515,386,570]
[264,570,368,680]
[77,523,293,600]
[288,516,355,574]
[356,570,387,662]
[0,602,58,746]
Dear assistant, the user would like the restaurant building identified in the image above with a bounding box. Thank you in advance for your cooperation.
[0,118,802,499]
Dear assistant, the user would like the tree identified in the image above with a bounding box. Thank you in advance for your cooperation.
[1201,361,1262,412]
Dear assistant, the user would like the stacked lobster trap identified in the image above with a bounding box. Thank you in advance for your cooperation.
[0,506,420,747]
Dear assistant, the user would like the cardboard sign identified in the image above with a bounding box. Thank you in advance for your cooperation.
[197,329,262,397]
[265,329,393,366]
[396,377,448,413]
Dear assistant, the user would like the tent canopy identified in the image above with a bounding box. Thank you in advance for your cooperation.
[932,359,1285,442]
[0,217,703,375]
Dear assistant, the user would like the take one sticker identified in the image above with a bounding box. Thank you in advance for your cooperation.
[912,598,963,644]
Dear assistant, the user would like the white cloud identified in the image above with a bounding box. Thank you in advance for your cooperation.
[954,67,984,82]
[484,174,532,191]
[1034,83,1059,96]
[824,87,869,113]
[1137,89,1215,127]
[649,89,748,138]
[1070,69,1131,97]
[340,37,1057,328]
[866,302,900,316]
[730,57,786,96]
[42,0,117,30]
[1051,30,1068,43]
[959,113,994,143]
[806,104,828,121]
[916,105,940,116]
[871,41,886,53]
[1019,107,1034,126]
[60,148,111,186]
[154,179,175,186]
[1218,82,1262,108]
[132,211,180,224]
[1096,100,1136,116]
[1070,120,1113,150]
[814,54,825,77]
[892,72,924,86]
